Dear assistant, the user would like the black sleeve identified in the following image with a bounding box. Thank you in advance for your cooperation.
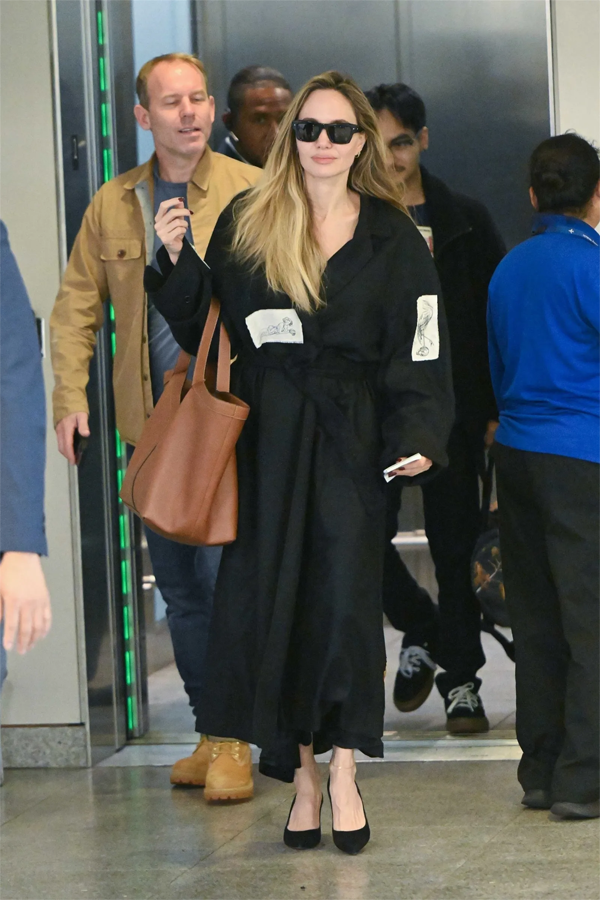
[144,240,212,354]
[468,201,506,422]
[143,202,236,355]
[379,227,455,485]
[474,202,506,289]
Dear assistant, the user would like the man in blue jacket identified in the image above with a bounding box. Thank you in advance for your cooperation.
[0,221,52,781]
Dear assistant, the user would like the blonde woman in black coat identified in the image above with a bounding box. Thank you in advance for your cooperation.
[146,71,454,854]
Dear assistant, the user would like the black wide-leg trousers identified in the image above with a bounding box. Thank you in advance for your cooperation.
[494,442,599,803]
[383,422,486,695]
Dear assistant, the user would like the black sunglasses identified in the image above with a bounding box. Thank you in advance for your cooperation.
[292,119,362,145]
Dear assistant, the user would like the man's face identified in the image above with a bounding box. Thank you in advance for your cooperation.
[376,108,428,187]
[134,61,215,160]
[226,83,292,167]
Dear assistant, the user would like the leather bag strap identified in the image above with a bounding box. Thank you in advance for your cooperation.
[192,298,232,393]
[171,350,192,376]
[216,324,231,393]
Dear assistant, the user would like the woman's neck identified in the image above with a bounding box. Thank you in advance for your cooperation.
[304,173,356,220]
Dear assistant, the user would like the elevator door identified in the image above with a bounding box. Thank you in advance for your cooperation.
[53,0,147,758]
[196,0,551,248]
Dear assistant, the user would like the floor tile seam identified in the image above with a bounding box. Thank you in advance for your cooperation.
[494,710,518,729]
[0,787,71,829]
[434,812,522,878]
[162,791,295,887]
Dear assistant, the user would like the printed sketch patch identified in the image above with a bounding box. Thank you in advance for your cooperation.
[411,295,439,361]
[245,308,304,349]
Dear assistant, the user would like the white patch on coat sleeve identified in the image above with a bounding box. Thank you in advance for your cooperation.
[245,308,304,349]
[411,295,439,361]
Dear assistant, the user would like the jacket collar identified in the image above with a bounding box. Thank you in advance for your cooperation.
[123,146,214,192]
[420,166,472,254]
[532,213,600,247]
[221,134,250,165]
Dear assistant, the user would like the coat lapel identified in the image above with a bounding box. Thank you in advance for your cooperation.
[324,196,388,299]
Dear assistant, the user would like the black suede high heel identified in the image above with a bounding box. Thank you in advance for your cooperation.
[327,775,370,855]
[283,795,323,849]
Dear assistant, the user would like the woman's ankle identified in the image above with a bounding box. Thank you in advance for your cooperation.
[295,744,321,795]
[330,746,356,771]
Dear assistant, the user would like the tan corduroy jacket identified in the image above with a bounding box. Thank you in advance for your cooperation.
[50,147,260,445]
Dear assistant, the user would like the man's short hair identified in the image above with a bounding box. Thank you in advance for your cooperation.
[365,83,427,134]
[226,65,291,123]
[136,53,208,110]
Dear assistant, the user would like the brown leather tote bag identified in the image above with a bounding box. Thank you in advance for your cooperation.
[120,298,249,545]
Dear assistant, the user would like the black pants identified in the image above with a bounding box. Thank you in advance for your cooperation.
[494,443,599,803]
[144,526,221,731]
[383,422,486,696]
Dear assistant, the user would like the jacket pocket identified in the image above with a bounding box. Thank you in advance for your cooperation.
[100,238,143,261]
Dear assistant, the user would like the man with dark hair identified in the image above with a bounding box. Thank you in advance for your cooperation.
[366,82,505,734]
[218,65,292,167]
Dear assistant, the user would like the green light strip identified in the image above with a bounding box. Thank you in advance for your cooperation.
[97,4,137,735]
[99,56,107,92]
[101,103,110,138]
[102,148,113,184]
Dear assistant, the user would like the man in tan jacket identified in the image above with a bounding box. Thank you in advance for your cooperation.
[51,54,260,801]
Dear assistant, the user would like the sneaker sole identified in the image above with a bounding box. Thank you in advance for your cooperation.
[170,775,206,787]
[394,670,435,713]
[204,783,254,802]
[446,716,490,735]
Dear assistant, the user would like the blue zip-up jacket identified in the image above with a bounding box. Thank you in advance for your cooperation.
[487,213,599,463]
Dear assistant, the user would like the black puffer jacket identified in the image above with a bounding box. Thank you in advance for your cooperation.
[421,167,505,432]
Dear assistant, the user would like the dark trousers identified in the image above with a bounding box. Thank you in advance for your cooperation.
[383,422,486,696]
[144,526,221,731]
[494,443,599,803]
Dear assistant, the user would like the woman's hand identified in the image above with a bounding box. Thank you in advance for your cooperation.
[391,455,433,478]
[155,197,193,266]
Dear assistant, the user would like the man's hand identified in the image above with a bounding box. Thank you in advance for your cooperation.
[155,198,192,266]
[0,552,52,653]
[56,411,89,465]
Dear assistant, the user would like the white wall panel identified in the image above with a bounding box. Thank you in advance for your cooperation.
[0,0,83,725]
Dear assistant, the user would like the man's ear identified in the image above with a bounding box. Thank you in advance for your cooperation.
[222,110,233,132]
[418,126,429,152]
[529,187,539,211]
[134,104,151,132]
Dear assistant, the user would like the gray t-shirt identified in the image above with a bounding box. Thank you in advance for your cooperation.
[148,168,194,402]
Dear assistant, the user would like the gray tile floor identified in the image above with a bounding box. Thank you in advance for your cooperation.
[1,762,598,900]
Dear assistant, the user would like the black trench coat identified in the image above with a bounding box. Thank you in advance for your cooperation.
[145,194,455,781]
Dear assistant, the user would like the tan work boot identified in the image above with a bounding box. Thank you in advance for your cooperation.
[204,740,254,802]
[170,736,213,786]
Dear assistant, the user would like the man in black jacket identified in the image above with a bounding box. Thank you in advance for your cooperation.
[218,65,292,168]
[366,83,505,733]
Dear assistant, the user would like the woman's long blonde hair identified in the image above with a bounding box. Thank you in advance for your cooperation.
[231,70,408,313]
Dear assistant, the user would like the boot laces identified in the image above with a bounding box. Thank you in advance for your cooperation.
[211,740,244,762]
[399,645,435,678]
[447,682,479,713]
